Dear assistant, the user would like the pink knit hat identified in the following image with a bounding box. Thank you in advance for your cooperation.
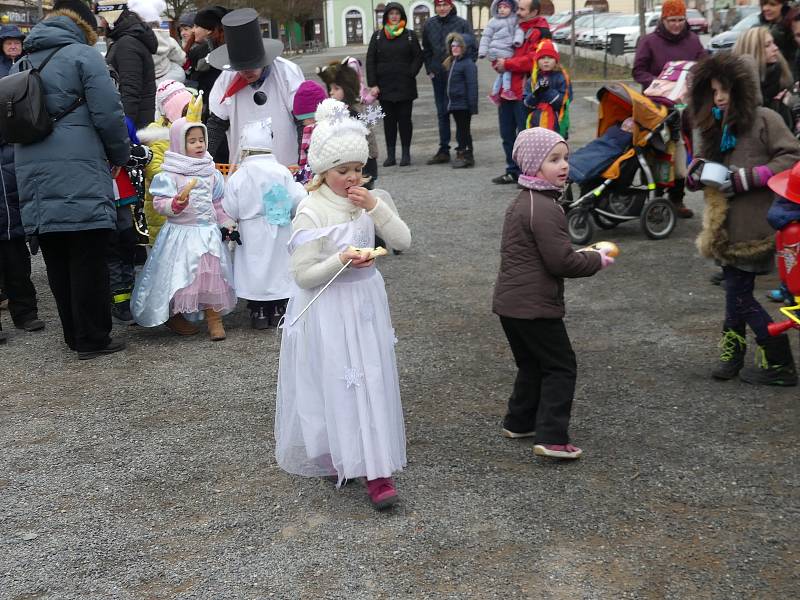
[156,80,193,123]
[513,127,568,190]
[293,80,329,120]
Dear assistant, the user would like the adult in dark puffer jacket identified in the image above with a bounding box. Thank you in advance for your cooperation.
[106,8,158,129]
[14,1,130,357]
[366,2,423,166]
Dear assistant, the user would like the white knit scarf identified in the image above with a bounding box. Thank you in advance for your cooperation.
[160,150,216,177]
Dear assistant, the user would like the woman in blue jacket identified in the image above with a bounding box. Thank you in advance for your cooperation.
[444,32,478,168]
[13,0,130,359]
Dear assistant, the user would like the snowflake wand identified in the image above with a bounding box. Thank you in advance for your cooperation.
[289,259,353,326]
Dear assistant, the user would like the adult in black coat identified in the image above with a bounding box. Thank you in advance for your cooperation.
[105,8,158,129]
[366,2,423,166]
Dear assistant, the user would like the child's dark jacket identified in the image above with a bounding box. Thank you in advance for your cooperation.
[493,188,601,319]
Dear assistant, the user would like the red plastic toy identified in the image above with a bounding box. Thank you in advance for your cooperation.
[766,165,800,336]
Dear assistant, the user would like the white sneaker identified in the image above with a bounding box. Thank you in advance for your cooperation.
[534,444,583,459]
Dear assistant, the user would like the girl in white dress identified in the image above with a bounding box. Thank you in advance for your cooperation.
[275,99,412,510]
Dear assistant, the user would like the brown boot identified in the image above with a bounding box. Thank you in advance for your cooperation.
[205,309,226,341]
[165,313,199,336]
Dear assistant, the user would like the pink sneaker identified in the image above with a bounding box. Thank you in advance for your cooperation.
[534,444,583,459]
[488,93,502,106]
[366,477,398,510]
[500,90,518,101]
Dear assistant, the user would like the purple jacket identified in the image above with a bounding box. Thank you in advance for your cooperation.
[632,23,706,89]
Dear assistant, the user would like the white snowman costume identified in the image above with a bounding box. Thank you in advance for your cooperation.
[275,100,412,484]
[209,58,304,168]
[223,120,307,301]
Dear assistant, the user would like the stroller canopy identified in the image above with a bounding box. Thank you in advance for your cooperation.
[596,83,669,147]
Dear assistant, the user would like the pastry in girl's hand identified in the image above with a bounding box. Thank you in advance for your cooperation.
[346,245,388,259]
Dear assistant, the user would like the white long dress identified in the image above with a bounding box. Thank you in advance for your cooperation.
[222,154,307,301]
[209,58,304,167]
[275,210,407,484]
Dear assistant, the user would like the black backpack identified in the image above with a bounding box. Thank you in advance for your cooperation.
[0,44,85,145]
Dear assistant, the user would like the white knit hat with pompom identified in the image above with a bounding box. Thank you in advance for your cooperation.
[307,98,369,175]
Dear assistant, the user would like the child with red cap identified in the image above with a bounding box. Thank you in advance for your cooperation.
[523,40,571,137]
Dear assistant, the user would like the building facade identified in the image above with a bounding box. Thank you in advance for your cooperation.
[322,0,468,48]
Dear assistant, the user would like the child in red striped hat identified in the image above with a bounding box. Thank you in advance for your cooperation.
[523,39,572,138]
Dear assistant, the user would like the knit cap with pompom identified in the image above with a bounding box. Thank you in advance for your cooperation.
[306,98,369,175]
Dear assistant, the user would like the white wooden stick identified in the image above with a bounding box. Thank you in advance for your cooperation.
[289,259,353,326]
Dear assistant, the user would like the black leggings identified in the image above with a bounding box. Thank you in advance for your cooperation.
[723,265,773,343]
[450,110,472,152]
[381,99,414,149]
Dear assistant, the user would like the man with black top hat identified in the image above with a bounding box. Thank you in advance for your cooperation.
[206,8,303,167]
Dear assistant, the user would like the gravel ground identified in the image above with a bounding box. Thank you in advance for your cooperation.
[1,52,799,599]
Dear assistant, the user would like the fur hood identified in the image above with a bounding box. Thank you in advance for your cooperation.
[44,9,98,46]
[689,53,761,161]
[696,187,775,264]
[316,59,361,106]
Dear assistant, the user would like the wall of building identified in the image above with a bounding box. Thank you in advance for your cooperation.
[324,0,468,48]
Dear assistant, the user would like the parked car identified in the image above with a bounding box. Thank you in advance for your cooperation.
[605,12,660,51]
[558,12,620,44]
[578,13,636,48]
[548,8,597,38]
[708,12,759,53]
[686,9,708,33]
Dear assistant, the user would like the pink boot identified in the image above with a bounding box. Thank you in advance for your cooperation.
[366,477,398,510]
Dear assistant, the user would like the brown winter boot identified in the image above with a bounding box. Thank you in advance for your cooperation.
[165,313,199,336]
[204,309,226,341]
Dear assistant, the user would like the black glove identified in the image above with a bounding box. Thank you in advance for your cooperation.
[127,144,152,168]
[220,227,242,245]
[26,234,39,256]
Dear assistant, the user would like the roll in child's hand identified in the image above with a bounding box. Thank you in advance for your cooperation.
[340,247,375,269]
[347,186,377,211]
[176,178,198,206]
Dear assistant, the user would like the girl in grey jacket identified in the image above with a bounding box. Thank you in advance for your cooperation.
[478,0,523,101]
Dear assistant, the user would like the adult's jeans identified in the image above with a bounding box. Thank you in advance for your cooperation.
[431,75,452,153]
[499,316,577,445]
[38,229,113,352]
[498,99,528,176]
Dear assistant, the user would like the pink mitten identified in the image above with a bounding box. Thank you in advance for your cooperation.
[597,247,615,269]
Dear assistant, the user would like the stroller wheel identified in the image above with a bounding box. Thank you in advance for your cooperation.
[567,209,595,245]
[640,199,676,240]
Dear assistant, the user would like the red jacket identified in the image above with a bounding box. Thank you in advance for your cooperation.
[503,16,551,99]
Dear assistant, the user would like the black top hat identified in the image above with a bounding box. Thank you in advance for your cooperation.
[206,8,284,72]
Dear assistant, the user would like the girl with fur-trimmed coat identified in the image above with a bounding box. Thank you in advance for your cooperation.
[688,53,800,386]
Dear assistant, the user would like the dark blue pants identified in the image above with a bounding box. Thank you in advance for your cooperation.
[432,75,452,153]
[723,265,773,343]
[498,100,528,176]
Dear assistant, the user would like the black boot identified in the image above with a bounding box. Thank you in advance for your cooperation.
[739,334,798,386]
[111,292,134,323]
[463,149,474,167]
[399,146,411,166]
[711,328,746,380]
[383,146,396,167]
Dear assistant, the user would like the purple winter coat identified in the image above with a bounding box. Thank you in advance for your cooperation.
[632,22,706,89]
